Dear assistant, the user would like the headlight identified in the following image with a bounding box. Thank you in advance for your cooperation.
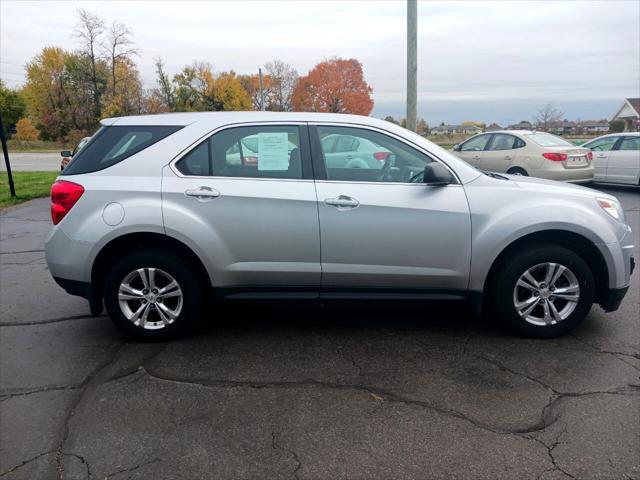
[597,197,624,222]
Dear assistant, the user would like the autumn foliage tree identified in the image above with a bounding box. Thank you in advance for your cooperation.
[14,118,40,141]
[292,58,373,115]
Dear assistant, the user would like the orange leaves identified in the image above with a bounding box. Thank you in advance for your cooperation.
[292,58,373,115]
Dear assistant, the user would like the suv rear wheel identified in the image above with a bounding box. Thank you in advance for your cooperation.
[104,250,203,340]
[490,245,595,337]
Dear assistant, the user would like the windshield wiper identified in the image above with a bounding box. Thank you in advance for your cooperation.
[482,171,509,180]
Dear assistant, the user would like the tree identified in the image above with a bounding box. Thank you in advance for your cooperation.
[153,58,174,111]
[416,118,429,135]
[461,120,485,129]
[0,80,26,135]
[292,58,373,115]
[534,103,565,131]
[214,71,251,111]
[609,120,625,133]
[238,73,271,111]
[105,21,138,100]
[383,116,398,124]
[173,62,215,111]
[264,60,298,111]
[14,118,39,141]
[23,47,71,139]
[75,8,107,121]
[172,62,250,112]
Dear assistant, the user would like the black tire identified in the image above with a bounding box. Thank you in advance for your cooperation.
[104,249,203,340]
[489,245,595,338]
[507,167,528,176]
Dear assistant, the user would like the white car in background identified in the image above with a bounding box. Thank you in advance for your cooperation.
[582,132,640,186]
[321,133,391,169]
[453,130,594,183]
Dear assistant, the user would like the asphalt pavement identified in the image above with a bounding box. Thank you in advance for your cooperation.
[0,185,638,479]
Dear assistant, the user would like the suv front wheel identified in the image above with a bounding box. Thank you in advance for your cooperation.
[104,250,203,340]
[490,245,595,337]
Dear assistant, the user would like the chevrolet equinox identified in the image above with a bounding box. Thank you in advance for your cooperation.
[45,112,635,339]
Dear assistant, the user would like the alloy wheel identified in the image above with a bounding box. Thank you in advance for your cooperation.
[118,268,183,330]
[512,262,580,326]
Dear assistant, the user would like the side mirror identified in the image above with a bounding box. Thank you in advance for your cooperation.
[60,150,72,157]
[424,163,454,186]
[452,144,461,151]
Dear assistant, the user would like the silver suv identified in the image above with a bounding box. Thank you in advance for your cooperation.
[45,112,635,340]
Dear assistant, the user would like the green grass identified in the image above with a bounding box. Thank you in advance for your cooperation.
[0,171,58,210]
[7,139,63,153]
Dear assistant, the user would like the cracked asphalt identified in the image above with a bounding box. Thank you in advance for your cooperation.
[1,186,638,480]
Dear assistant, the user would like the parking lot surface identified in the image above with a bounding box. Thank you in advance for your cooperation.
[1,186,638,480]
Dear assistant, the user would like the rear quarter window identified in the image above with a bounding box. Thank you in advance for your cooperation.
[63,125,183,175]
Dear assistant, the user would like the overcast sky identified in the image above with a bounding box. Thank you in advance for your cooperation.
[1,0,639,124]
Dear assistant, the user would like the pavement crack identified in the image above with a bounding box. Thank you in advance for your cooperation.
[332,345,363,375]
[474,354,560,393]
[105,458,159,479]
[55,344,127,480]
[0,384,82,402]
[530,426,575,479]
[569,334,640,360]
[0,314,102,327]
[62,452,92,480]
[0,248,45,254]
[0,451,54,477]
[141,367,527,436]
[271,431,302,480]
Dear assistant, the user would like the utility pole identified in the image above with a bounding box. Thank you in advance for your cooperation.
[0,112,16,198]
[406,0,417,132]
[258,67,266,111]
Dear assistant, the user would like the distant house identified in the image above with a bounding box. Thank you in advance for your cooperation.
[507,120,533,130]
[577,120,610,135]
[612,98,640,132]
[546,121,577,135]
[430,124,482,135]
[485,123,503,132]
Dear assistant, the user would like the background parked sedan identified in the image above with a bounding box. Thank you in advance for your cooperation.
[453,130,594,182]
[60,136,91,171]
[321,133,391,169]
[582,132,640,186]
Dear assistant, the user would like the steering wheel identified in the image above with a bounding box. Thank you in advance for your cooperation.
[409,169,424,183]
[377,154,396,182]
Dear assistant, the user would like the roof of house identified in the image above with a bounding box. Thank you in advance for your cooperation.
[612,98,640,120]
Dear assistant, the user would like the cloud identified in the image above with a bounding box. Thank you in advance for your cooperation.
[1,0,638,123]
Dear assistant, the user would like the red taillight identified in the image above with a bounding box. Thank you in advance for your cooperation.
[242,156,258,165]
[542,152,568,162]
[51,180,84,225]
[373,152,390,161]
[587,151,593,161]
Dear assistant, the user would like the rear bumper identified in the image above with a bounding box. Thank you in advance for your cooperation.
[534,165,594,183]
[53,276,103,315]
[53,276,91,300]
[599,285,630,312]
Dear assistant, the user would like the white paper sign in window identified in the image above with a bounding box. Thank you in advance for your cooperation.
[257,132,290,171]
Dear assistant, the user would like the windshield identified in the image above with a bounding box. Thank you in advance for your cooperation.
[524,132,573,147]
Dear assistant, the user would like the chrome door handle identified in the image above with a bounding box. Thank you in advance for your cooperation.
[185,186,220,201]
[325,195,359,209]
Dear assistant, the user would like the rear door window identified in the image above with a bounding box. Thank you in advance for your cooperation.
[618,137,640,151]
[488,134,518,151]
[63,125,183,175]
